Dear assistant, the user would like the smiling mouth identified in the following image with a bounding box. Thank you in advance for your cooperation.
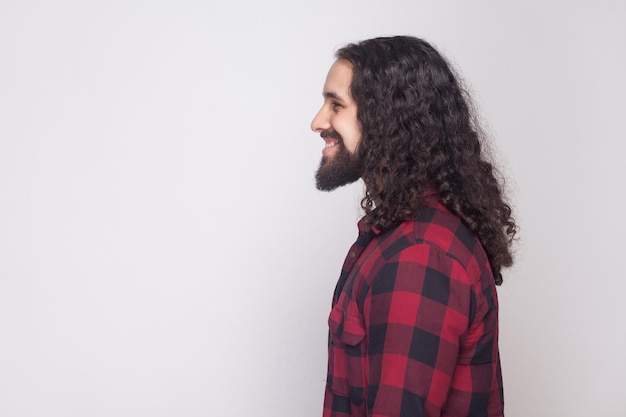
[322,138,339,155]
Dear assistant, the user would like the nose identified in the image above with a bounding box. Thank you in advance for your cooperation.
[311,106,330,133]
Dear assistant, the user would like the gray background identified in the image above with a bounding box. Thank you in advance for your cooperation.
[1,0,625,416]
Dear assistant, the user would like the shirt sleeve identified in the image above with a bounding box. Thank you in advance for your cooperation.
[362,243,490,417]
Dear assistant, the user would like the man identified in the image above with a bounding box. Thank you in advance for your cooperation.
[311,36,517,417]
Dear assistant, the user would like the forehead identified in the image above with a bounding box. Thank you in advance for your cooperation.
[323,59,353,97]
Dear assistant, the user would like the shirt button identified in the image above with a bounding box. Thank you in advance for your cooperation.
[350,251,356,258]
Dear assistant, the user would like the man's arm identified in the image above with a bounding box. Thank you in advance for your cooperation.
[363,243,493,417]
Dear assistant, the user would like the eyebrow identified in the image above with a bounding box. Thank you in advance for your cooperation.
[323,91,345,102]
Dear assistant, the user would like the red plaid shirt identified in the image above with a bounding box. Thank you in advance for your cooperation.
[324,195,504,417]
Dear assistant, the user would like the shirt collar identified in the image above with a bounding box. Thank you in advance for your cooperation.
[357,188,442,235]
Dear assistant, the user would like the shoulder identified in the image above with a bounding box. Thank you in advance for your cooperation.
[413,199,485,268]
[363,197,491,284]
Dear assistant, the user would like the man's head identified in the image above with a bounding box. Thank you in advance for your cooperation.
[311,59,363,191]
[312,36,469,196]
[332,36,474,197]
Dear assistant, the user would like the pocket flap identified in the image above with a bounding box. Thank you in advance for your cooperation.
[328,303,365,346]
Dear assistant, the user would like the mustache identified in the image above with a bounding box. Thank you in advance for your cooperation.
[320,130,343,141]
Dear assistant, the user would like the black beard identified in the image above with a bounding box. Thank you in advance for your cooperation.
[315,139,363,191]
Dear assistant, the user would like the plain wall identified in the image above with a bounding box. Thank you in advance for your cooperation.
[1,1,624,416]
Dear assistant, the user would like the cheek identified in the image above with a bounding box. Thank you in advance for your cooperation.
[343,132,361,153]
[334,115,361,150]
[343,120,362,153]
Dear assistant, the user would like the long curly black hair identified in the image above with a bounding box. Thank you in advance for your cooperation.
[336,36,517,284]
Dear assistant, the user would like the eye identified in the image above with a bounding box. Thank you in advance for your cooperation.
[331,101,343,111]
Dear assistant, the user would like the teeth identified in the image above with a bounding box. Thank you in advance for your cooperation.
[324,142,336,148]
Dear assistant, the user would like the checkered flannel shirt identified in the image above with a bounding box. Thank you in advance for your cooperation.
[324,195,504,417]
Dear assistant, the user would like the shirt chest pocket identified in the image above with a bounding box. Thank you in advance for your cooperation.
[327,302,366,405]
